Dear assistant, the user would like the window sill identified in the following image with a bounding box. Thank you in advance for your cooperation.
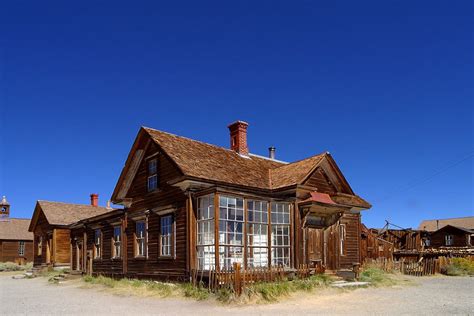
[133,256,147,261]
[158,256,174,260]
[93,258,103,262]
[111,257,123,261]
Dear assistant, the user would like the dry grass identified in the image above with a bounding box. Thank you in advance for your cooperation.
[0,262,33,272]
[444,258,474,276]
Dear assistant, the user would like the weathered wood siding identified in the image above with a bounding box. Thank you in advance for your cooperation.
[339,213,361,268]
[0,240,33,263]
[53,228,71,265]
[33,211,50,266]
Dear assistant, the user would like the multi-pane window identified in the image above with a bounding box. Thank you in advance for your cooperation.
[19,241,25,256]
[247,200,268,267]
[218,196,244,269]
[339,224,346,255]
[271,203,290,267]
[160,215,173,257]
[197,195,215,270]
[445,234,453,246]
[112,226,121,258]
[136,221,147,257]
[94,229,101,259]
[147,159,158,192]
[37,236,42,256]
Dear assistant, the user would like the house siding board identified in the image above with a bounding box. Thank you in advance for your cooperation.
[33,211,50,266]
[303,168,337,193]
[0,240,34,263]
[339,213,361,268]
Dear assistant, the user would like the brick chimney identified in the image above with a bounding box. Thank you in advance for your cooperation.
[228,121,249,156]
[90,193,99,207]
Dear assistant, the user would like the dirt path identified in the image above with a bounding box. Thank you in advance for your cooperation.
[0,274,473,315]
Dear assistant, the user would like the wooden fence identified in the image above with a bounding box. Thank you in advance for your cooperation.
[363,255,474,277]
[191,263,311,296]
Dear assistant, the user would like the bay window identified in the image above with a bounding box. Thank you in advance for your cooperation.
[218,196,244,269]
[247,200,268,267]
[197,195,215,270]
[271,203,290,267]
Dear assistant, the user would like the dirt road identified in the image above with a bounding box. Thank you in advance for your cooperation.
[0,274,472,315]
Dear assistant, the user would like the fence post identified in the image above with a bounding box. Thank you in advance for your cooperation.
[234,262,242,296]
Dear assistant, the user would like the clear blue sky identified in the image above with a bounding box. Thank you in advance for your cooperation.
[1,1,472,228]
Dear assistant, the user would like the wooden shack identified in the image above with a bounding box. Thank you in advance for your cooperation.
[69,121,371,279]
[29,196,112,267]
[429,225,473,248]
[360,224,393,262]
[0,196,34,264]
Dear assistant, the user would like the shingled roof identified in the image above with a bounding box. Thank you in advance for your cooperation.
[29,201,113,231]
[418,216,474,232]
[145,127,286,189]
[0,218,33,241]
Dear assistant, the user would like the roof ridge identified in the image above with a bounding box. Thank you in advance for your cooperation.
[272,152,327,169]
[4,217,30,220]
[420,216,474,221]
[38,200,110,209]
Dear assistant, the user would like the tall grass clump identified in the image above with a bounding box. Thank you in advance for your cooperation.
[359,267,398,286]
[444,258,474,276]
[0,262,33,272]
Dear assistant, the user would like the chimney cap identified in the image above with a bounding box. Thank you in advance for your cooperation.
[227,120,249,129]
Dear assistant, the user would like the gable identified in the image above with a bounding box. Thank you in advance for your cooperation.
[125,142,183,200]
[302,155,354,195]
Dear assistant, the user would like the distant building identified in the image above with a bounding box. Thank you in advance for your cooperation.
[418,216,474,248]
[0,196,34,264]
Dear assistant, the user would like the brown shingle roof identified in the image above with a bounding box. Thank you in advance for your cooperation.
[144,127,285,189]
[37,201,113,226]
[270,154,325,189]
[418,216,474,231]
[0,218,33,241]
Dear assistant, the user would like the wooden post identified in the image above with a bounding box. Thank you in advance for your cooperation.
[122,212,128,276]
[214,193,220,271]
[267,201,272,268]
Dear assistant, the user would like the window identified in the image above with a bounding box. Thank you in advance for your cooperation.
[218,196,244,269]
[160,215,173,257]
[94,229,101,259]
[445,234,453,246]
[112,226,121,258]
[135,221,147,257]
[339,224,346,255]
[197,194,215,270]
[147,159,158,192]
[37,236,42,256]
[247,200,268,267]
[271,202,290,267]
[424,238,431,247]
[19,241,25,256]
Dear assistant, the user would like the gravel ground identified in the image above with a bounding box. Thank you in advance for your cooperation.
[0,274,473,315]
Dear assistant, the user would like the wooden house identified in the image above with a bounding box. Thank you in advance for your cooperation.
[0,196,34,264]
[69,121,371,279]
[29,195,112,267]
[418,216,474,248]
[428,225,473,248]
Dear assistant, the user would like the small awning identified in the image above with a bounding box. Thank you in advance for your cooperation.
[298,192,350,228]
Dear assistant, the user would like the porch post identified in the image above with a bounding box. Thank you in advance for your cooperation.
[214,193,220,271]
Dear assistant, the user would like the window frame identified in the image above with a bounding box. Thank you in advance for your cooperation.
[94,229,102,259]
[246,200,269,268]
[135,220,147,258]
[445,234,454,246]
[18,241,25,256]
[197,194,215,270]
[270,202,291,267]
[218,195,245,270]
[112,226,122,259]
[160,214,174,258]
[339,224,346,256]
[147,158,159,192]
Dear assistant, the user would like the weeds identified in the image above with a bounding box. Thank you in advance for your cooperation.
[444,258,474,276]
[0,262,33,272]
[359,268,397,287]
